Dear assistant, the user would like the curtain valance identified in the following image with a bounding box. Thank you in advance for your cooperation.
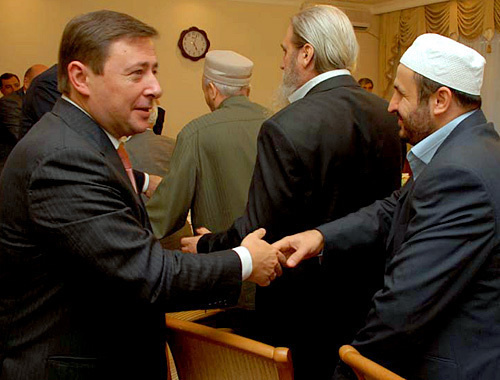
[380,0,499,98]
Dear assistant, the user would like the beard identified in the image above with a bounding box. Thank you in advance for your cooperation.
[271,53,302,112]
[399,102,437,146]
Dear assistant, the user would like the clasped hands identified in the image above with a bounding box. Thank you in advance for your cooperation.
[181,227,325,287]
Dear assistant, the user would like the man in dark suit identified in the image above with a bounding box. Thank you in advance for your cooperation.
[0,10,282,380]
[274,34,498,380]
[181,5,402,379]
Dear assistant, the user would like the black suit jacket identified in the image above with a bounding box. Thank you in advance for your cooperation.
[0,99,241,380]
[320,111,500,380]
[20,64,60,138]
[0,88,24,173]
[198,75,402,379]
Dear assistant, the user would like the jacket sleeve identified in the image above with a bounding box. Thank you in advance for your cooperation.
[198,118,305,251]
[317,186,401,255]
[146,130,197,239]
[28,146,241,311]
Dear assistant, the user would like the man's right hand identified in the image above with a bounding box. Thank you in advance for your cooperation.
[241,228,284,287]
[272,229,324,268]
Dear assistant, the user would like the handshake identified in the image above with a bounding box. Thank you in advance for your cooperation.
[181,228,325,287]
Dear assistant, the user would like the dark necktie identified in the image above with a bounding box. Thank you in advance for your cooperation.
[117,143,138,194]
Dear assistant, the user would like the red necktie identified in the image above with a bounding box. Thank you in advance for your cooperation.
[117,143,138,194]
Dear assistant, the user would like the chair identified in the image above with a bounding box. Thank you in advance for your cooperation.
[339,345,406,380]
[165,315,294,380]
[166,308,223,323]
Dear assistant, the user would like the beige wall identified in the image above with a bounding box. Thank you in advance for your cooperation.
[353,15,381,96]
[0,0,380,137]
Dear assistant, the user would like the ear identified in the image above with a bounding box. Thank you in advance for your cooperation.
[430,86,453,117]
[208,82,218,101]
[67,61,91,96]
[299,43,315,69]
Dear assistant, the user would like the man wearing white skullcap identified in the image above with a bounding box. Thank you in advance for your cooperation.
[272,33,500,379]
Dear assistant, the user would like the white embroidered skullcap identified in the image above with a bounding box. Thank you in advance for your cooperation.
[400,33,485,96]
[203,50,253,87]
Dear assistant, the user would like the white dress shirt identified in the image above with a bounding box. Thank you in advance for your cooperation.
[288,69,351,103]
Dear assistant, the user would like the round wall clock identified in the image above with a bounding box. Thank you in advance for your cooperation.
[178,26,210,61]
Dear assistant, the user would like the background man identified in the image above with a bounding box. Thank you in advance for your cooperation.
[0,10,281,380]
[126,129,175,179]
[274,34,498,380]
[358,77,373,92]
[182,5,402,379]
[125,112,177,205]
[0,73,20,96]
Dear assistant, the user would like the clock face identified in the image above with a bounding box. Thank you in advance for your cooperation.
[178,27,210,61]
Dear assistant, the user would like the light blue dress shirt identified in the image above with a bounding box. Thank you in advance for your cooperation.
[408,109,477,180]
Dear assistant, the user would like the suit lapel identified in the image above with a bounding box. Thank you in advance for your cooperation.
[386,177,415,254]
[51,98,149,225]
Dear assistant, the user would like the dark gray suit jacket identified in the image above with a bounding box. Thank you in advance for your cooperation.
[0,98,242,380]
[321,110,500,380]
[125,128,175,178]
[20,64,60,138]
[198,75,402,379]
[0,88,24,172]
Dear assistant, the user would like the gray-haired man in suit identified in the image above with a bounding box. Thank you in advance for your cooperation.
[0,10,282,380]
[182,5,402,379]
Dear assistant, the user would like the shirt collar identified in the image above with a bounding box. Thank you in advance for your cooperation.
[408,109,477,180]
[288,69,351,103]
[61,94,128,149]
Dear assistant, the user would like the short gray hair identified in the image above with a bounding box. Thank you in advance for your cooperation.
[203,77,249,97]
[291,5,358,73]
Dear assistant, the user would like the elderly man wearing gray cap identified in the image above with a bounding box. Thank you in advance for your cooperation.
[147,49,268,239]
[274,33,500,379]
[147,50,269,313]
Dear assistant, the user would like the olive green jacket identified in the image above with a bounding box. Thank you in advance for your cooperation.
[147,95,269,238]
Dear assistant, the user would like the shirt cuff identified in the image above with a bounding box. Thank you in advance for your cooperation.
[232,246,252,281]
[142,173,149,194]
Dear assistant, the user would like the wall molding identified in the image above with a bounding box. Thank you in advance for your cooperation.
[227,0,302,5]
[235,0,449,13]
[367,0,448,14]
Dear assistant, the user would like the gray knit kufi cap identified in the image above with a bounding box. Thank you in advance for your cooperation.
[203,50,253,87]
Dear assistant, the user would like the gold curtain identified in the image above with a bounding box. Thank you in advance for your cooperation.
[379,0,500,99]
